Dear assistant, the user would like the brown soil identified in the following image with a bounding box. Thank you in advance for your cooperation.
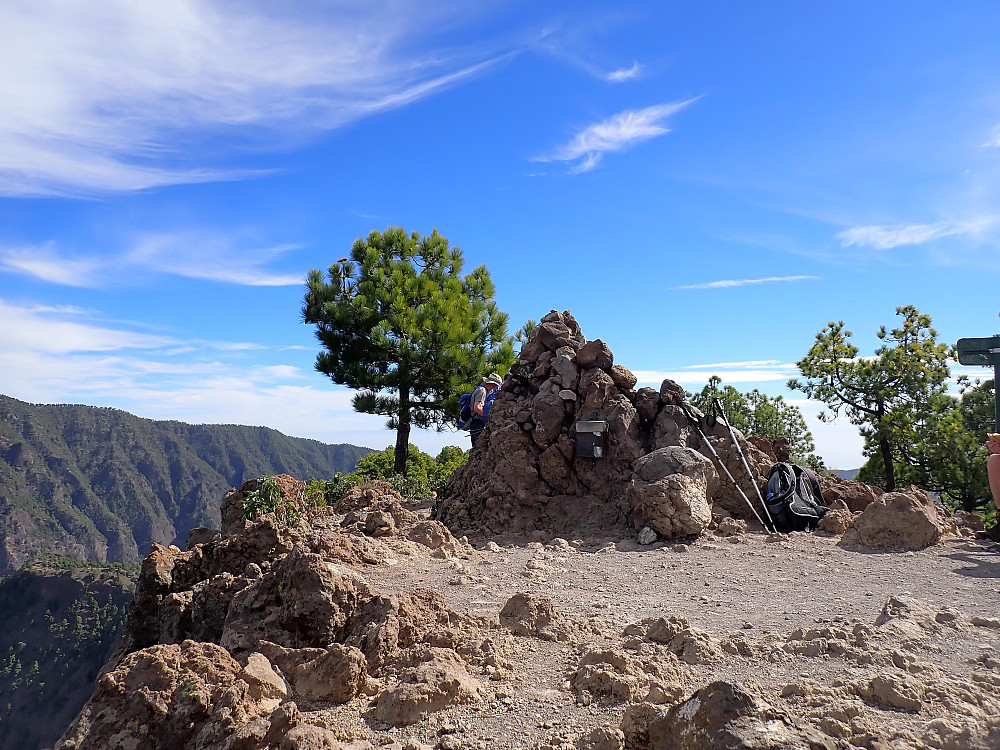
[304,523,1000,749]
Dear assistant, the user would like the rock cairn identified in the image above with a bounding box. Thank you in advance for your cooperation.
[437,310,773,541]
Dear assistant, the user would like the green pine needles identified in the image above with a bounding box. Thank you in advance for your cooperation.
[302,227,515,475]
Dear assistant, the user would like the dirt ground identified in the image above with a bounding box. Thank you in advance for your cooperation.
[303,524,1000,750]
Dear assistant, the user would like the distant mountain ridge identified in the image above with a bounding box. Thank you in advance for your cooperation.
[0,394,370,574]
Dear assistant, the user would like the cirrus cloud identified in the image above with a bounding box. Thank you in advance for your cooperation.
[0,0,515,197]
[534,98,699,173]
[836,218,996,250]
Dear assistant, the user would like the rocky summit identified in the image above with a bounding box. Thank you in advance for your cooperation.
[438,310,779,541]
[52,313,1000,750]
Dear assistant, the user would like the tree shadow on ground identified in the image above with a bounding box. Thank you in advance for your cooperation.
[943,539,1000,579]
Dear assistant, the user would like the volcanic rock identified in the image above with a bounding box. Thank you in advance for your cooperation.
[840,487,947,550]
[370,647,482,726]
[646,680,853,750]
[56,640,287,750]
[437,311,773,540]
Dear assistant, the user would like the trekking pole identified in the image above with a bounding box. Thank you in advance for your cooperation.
[682,404,774,533]
[713,397,777,531]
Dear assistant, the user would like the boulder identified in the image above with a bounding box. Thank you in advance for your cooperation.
[634,388,661,421]
[818,475,881,513]
[56,640,286,750]
[647,680,853,750]
[610,364,637,390]
[627,448,714,539]
[220,546,364,652]
[289,644,367,704]
[578,726,626,750]
[817,509,853,535]
[370,648,481,726]
[500,592,575,642]
[840,488,948,550]
[577,339,614,370]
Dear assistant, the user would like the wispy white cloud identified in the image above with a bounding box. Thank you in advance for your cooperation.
[632,368,794,387]
[836,218,996,250]
[982,126,1000,148]
[673,275,818,290]
[534,99,698,173]
[127,232,304,286]
[607,62,642,82]
[0,243,104,287]
[0,297,408,451]
[682,360,795,370]
[0,298,176,354]
[1,232,304,288]
[0,1,513,196]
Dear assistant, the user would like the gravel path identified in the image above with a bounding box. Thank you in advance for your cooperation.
[339,529,1000,749]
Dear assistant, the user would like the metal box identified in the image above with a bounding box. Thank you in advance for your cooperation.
[575,420,608,458]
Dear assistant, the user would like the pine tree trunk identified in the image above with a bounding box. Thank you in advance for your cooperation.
[880,436,896,491]
[394,389,410,476]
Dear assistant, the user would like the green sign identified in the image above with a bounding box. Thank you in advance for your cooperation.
[956,334,1000,432]
[956,335,1000,366]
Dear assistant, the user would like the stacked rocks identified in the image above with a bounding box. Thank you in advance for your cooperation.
[437,310,771,541]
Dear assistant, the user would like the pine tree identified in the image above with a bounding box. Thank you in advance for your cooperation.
[789,306,950,490]
[303,227,514,474]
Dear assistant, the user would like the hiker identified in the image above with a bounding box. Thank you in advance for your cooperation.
[988,436,1000,510]
[469,373,502,448]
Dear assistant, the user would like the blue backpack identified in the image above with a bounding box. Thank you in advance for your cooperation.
[457,387,498,430]
[457,393,473,430]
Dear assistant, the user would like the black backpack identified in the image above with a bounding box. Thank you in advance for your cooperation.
[764,463,828,532]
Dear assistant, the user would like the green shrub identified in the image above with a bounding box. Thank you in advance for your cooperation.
[241,477,299,527]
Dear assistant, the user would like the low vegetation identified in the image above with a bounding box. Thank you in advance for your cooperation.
[306,443,468,506]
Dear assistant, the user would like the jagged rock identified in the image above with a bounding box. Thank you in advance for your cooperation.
[345,588,485,673]
[571,646,689,705]
[818,476,881,513]
[56,640,286,750]
[500,592,576,642]
[873,595,956,642]
[609,364,637,390]
[221,475,307,535]
[646,680,853,749]
[336,480,406,512]
[631,616,721,665]
[220,546,364,653]
[370,648,481,726]
[186,527,221,550]
[715,517,747,537]
[627,448,714,539]
[816,509,853,535]
[858,674,923,712]
[658,379,686,406]
[577,726,625,750]
[294,644,367,703]
[840,488,948,550]
[634,388,661,421]
[637,526,659,545]
[553,354,580,390]
[577,339,614,370]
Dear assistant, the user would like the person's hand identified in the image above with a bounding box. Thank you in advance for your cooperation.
[987,440,1000,455]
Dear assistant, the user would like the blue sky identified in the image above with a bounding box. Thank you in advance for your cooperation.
[2,1,999,470]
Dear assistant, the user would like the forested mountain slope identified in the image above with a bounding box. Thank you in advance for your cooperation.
[0,395,369,574]
[0,559,136,750]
